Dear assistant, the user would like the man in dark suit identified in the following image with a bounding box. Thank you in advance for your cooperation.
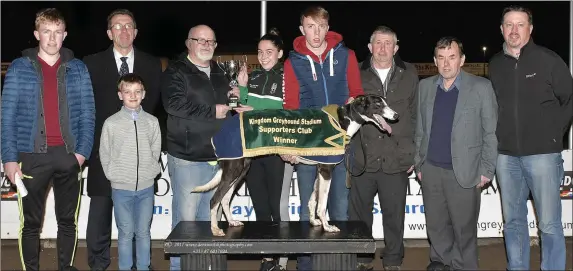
[414,37,498,270]
[83,9,162,271]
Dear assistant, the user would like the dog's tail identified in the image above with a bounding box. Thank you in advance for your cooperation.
[191,169,222,192]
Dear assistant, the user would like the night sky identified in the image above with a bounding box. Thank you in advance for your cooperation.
[1,1,571,65]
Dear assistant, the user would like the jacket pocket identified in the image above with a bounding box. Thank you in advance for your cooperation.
[396,137,416,168]
[463,107,482,147]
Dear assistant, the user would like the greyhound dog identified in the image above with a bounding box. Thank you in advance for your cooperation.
[192,94,399,236]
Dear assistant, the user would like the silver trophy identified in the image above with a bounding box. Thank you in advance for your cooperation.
[217,55,248,108]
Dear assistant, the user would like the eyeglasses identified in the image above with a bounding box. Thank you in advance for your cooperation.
[110,23,135,30]
[189,38,217,46]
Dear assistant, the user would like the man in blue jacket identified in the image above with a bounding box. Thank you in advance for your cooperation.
[1,8,95,271]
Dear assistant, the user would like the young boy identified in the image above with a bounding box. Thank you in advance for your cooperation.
[99,73,161,271]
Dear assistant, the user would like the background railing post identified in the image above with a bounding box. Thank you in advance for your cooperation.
[260,1,267,38]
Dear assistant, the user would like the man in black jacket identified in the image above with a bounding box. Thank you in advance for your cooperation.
[349,26,419,271]
[488,6,572,271]
[161,24,249,270]
[83,9,162,271]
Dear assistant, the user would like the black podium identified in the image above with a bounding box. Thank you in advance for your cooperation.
[164,221,376,270]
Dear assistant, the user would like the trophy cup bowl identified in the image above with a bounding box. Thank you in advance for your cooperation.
[217,55,248,108]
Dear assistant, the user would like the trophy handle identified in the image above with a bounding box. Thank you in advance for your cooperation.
[216,56,225,73]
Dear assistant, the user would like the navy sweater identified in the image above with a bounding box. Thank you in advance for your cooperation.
[427,81,459,169]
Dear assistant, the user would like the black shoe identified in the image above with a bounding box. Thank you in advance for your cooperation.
[260,259,279,271]
[427,261,446,271]
[357,263,374,271]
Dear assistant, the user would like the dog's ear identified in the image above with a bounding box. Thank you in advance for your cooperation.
[364,94,383,104]
[353,95,365,104]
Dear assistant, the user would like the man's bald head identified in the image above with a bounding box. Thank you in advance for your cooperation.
[186,24,217,64]
[188,24,215,40]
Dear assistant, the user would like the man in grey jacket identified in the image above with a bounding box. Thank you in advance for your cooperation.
[414,37,498,270]
[349,26,419,271]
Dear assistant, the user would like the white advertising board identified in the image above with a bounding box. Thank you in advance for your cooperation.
[1,150,571,240]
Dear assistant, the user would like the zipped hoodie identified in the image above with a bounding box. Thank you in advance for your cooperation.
[238,62,284,110]
[99,106,161,191]
[283,31,364,109]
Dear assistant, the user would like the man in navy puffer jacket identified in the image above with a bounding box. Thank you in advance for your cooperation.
[1,8,95,271]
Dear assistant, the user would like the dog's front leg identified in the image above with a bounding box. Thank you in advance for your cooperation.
[221,183,243,228]
[316,165,340,233]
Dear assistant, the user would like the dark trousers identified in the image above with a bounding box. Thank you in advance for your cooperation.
[349,169,408,267]
[86,196,113,270]
[18,146,82,271]
[246,155,285,222]
[421,162,480,270]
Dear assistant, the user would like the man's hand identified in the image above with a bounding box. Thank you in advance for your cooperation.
[477,175,491,188]
[407,165,414,174]
[237,66,248,87]
[3,162,22,184]
[346,97,355,104]
[280,154,299,164]
[417,171,422,181]
[75,153,86,167]
[234,104,254,113]
[216,104,231,119]
[228,86,240,98]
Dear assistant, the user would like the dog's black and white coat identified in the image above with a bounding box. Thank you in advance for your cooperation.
[192,94,399,236]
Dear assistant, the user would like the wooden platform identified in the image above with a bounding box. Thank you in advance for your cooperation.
[164,221,376,270]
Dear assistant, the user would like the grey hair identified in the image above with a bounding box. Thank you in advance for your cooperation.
[369,26,398,44]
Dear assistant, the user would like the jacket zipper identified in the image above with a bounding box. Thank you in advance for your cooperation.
[513,59,520,153]
[39,63,49,152]
[318,53,329,105]
[134,120,140,191]
[261,71,269,95]
[370,67,385,97]
[56,65,70,153]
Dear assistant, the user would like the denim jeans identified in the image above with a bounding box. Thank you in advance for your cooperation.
[167,154,219,270]
[111,185,154,271]
[295,162,349,270]
[496,153,565,270]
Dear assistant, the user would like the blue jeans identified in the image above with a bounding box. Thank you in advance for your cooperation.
[167,154,219,270]
[296,162,349,270]
[111,186,154,271]
[496,153,565,270]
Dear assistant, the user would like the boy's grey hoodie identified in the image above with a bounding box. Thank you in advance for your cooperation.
[99,106,161,191]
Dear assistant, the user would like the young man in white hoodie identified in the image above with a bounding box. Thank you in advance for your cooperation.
[99,73,161,271]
